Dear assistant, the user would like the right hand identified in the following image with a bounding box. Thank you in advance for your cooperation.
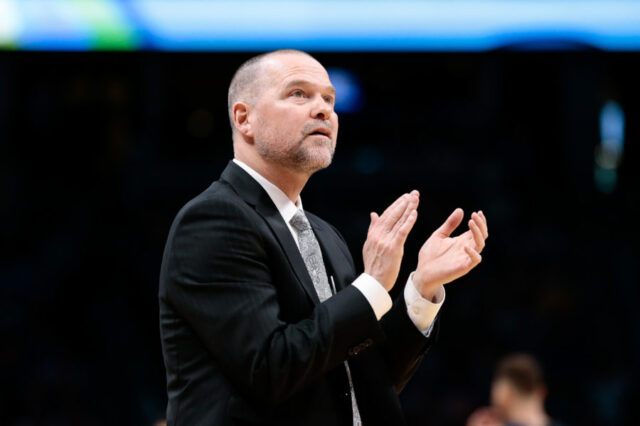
[362,190,419,291]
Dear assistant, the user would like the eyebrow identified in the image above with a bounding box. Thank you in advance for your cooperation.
[283,79,336,96]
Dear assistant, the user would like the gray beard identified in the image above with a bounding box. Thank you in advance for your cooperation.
[255,135,334,174]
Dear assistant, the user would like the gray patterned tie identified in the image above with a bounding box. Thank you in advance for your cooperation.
[289,209,332,302]
[289,209,363,426]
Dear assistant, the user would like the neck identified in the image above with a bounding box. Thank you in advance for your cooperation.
[234,146,310,203]
[504,397,549,426]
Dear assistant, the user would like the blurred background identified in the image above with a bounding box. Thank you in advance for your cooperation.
[1,1,639,425]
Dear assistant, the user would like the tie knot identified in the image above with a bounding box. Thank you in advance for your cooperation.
[290,210,311,233]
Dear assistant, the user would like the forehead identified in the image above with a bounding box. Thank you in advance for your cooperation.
[261,54,333,89]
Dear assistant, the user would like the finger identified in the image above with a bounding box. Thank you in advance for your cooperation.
[381,192,419,233]
[366,212,379,237]
[469,219,485,252]
[477,210,489,238]
[394,208,418,243]
[391,193,419,235]
[382,197,410,232]
[380,193,408,217]
[378,194,409,230]
[464,245,482,267]
[473,211,488,239]
[434,208,464,238]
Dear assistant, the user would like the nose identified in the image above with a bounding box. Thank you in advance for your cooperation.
[310,95,333,120]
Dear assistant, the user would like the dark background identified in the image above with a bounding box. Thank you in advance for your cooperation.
[1,50,638,425]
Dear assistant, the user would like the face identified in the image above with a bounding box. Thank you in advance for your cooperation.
[490,379,513,415]
[248,53,339,174]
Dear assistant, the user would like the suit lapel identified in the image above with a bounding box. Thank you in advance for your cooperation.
[220,161,320,305]
[258,206,321,305]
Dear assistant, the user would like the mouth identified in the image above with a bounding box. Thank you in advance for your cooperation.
[307,127,332,139]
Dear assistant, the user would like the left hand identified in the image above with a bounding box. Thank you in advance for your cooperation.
[413,208,488,299]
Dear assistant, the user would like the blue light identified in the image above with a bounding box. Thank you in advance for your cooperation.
[327,68,364,114]
[18,0,93,50]
[3,0,640,51]
[599,101,625,154]
[128,0,640,51]
[595,100,625,194]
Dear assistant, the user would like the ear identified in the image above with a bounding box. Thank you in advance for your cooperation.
[232,101,254,138]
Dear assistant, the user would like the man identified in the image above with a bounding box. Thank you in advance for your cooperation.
[159,49,488,425]
[467,354,563,426]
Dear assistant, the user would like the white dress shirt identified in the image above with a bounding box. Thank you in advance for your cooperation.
[232,159,445,335]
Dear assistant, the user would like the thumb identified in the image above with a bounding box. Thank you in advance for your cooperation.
[370,212,379,225]
[434,208,464,237]
[367,212,379,237]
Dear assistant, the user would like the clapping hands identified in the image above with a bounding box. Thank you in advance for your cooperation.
[362,191,488,297]
[413,208,489,300]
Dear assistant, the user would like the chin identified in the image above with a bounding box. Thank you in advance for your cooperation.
[293,147,334,173]
[297,158,332,174]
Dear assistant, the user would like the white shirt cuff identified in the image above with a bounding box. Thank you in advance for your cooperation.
[351,273,393,320]
[404,272,445,336]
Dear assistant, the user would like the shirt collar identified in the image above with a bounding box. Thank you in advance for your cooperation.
[232,158,302,224]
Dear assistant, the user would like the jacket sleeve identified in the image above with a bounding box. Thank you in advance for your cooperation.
[327,221,438,392]
[162,195,385,405]
[379,294,439,392]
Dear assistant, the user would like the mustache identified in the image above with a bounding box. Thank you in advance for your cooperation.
[302,120,334,135]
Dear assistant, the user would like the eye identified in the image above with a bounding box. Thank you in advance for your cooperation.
[323,95,335,105]
[290,89,306,98]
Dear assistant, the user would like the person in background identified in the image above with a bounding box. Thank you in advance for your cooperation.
[467,353,564,426]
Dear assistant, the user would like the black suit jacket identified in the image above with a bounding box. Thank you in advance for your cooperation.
[159,161,437,425]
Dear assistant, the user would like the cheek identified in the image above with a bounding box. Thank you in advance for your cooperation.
[331,115,339,142]
[491,383,509,407]
[269,107,304,134]
[257,110,286,137]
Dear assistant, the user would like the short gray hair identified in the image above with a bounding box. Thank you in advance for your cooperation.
[227,49,314,130]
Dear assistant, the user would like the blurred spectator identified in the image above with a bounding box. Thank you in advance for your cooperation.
[467,353,564,426]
